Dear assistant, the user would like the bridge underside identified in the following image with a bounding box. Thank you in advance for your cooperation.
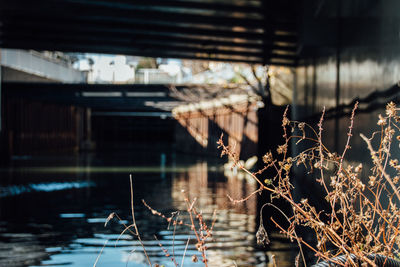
[3,83,179,112]
[0,0,299,66]
[1,1,399,68]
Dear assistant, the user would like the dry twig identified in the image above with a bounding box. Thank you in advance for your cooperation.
[219,101,400,266]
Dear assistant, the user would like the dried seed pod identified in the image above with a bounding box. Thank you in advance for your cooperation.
[192,255,198,262]
[256,224,270,246]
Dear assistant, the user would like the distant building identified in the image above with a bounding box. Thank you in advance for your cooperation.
[135,68,182,84]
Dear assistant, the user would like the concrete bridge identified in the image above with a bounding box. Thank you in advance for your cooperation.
[1,49,86,83]
[0,0,400,163]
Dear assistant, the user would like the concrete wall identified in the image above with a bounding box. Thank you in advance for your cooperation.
[2,66,58,83]
[1,49,87,83]
[292,0,400,201]
[294,0,400,160]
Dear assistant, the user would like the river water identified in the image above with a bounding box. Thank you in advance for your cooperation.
[0,147,295,267]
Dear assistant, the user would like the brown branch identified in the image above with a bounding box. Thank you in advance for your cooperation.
[129,175,151,266]
[227,188,263,204]
[360,134,400,202]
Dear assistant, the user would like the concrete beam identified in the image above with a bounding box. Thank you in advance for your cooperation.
[0,49,87,83]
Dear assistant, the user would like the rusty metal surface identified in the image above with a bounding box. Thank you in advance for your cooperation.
[5,98,82,155]
[174,100,258,160]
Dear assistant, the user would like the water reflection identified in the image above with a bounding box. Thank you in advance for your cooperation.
[0,181,94,197]
[0,151,294,267]
[170,162,262,266]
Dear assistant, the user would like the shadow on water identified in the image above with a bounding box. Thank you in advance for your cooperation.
[0,146,295,267]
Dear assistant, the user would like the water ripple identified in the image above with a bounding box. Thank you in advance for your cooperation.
[0,181,95,197]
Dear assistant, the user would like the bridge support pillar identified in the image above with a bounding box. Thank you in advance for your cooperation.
[0,50,10,165]
[86,108,92,145]
[0,49,2,133]
[81,107,95,150]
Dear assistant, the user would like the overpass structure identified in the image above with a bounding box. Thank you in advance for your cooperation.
[2,1,399,68]
[1,0,400,160]
[3,83,180,113]
[0,0,299,66]
[1,49,86,83]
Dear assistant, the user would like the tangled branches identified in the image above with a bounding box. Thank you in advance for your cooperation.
[142,195,217,267]
[101,178,216,267]
[218,102,400,266]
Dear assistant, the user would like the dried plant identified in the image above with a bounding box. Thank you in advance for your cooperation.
[100,179,216,267]
[218,101,400,266]
[99,175,152,267]
[142,193,217,267]
[98,175,216,267]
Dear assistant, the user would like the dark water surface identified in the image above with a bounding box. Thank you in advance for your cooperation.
[0,147,294,267]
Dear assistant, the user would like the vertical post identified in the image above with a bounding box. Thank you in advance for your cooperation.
[304,60,309,116]
[334,0,342,152]
[76,107,84,151]
[86,107,92,146]
[0,48,2,133]
[144,69,149,84]
[0,48,6,165]
[311,57,317,115]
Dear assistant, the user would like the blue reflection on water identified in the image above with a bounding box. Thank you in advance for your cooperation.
[60,213,86,219]
[0,181,95,197]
